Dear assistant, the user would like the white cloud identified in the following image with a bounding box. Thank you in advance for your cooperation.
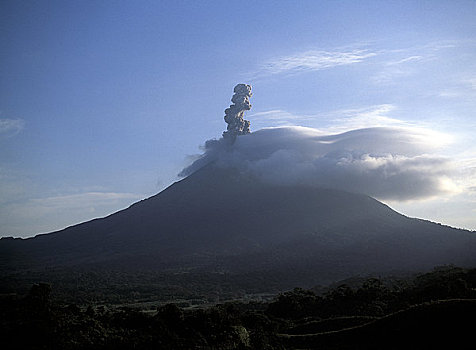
[0,118,25,138]
[438,77,476,99]
[325,104,407,131]
[258,49,377,76]
[370,43,452,85]
[468,77,476,90]
[250,105,404,131]
[454,157,476,191]
[385,55,424,66]
[249,109,314,127]
[250,110,304,121]
[180,125,458,201]
[250,104,450,142]
[371,54,426,84]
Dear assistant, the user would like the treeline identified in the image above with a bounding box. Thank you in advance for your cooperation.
[1,265,476,349]
[1,268,280,305]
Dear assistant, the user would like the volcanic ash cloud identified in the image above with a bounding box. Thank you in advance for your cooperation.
[223,84,252,141]
[180,89,457,201]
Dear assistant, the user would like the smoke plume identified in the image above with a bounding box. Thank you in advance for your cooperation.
[180,88,457,201]
[223,84,252,141]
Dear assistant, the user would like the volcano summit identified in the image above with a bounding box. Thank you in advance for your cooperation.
[1,84,475,298]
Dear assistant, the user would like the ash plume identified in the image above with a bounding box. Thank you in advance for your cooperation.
[223,84,252,141]
[180,88,457,201]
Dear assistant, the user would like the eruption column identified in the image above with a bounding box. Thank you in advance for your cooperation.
[223,84,252,141]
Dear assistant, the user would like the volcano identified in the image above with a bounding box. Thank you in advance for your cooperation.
[1,80,476,294]
[2,163,476,292]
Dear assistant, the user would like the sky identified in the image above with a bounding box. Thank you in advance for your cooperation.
[1,0,476,238]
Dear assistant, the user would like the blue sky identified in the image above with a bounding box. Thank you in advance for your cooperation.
[1,0,476,237]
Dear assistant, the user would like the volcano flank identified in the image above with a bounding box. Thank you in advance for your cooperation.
[1,84,475,297]
[2,162,476,293]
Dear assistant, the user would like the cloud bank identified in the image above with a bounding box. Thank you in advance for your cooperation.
[180,126,457,201]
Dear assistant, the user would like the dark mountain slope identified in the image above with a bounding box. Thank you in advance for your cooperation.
[1,164,475,286]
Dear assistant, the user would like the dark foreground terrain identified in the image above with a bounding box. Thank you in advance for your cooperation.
[2,165,476,348]
[1,265,475,350]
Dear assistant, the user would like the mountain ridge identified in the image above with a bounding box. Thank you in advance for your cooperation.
[1,164,475,290]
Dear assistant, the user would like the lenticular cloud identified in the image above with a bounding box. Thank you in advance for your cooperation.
[180,126,456,201]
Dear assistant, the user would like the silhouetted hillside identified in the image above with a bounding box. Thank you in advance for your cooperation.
[2,266,476,349]
[1,164,476,297]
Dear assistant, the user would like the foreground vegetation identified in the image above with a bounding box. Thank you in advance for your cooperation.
[1,265,475,349]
